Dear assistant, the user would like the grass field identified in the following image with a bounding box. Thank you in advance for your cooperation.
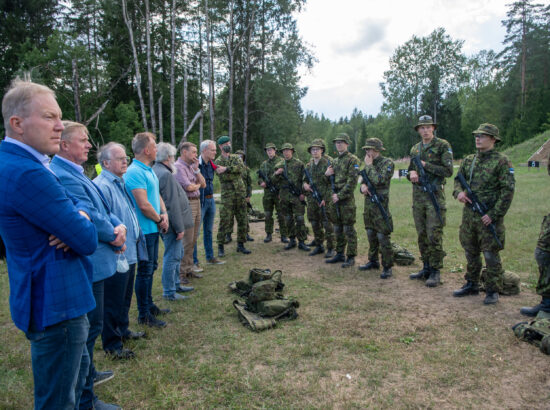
[2,153,550,408]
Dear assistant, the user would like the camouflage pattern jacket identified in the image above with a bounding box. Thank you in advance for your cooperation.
[258,156,283,193]
[453,149,515,221]
[242,165,252,198]
[407,137,453,193]
[332,151,360,201]
[275,156,305,202]
[305,155,332,202]
[361,155,394,197]
[214,153,246,197]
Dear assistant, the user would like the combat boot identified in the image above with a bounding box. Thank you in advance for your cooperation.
[309,245,325,256]
[358,260,380,271]
[341,257,355,268]
[225,233,232,244]
[520,297,550,316]
[281,236,289,244]
[298,241,311,252]
[409,262,430,280]
[263,233,272,243]
[218,244,225,258]
[284,238,296,250]
[483,291,499,305]
[324,248,335,258]
[453,281,479,297]
[306,239,317,247]
[325,252,345,264]
[380,267,392,279]
[236,242,251,254]
[425,269,440,287]
[246,234,254,242]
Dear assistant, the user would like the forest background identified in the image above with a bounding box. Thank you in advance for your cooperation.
[1,0,550,164]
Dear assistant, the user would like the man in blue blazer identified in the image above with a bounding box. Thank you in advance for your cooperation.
[0,80,97,409]
[50,121,126,410]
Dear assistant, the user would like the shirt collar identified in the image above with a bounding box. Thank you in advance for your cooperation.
[100,168,124,182]
[54,155,85,174]
[3,136,52,168]
[132,158,153,170]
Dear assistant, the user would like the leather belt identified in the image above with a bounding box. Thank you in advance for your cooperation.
[204,194,214,199]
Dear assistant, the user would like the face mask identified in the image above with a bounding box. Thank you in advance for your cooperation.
[222,145,232,153]
[116,253,129,273]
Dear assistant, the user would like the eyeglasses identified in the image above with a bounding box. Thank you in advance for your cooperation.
[111,156,131,163]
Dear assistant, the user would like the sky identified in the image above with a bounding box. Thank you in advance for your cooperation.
[296,0,516,120]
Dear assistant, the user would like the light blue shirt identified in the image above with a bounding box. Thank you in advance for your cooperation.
[124,159,160,235]
[3,136,52,170]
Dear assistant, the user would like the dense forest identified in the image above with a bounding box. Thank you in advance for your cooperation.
[1,0,549,164]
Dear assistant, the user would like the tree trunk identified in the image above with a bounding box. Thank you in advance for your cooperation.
[183,67,188,138]
[158,94,164,141]
[243,3,257,157]
[205,0,215,140]
[72,59,82,122]
[227,0,235,141]
[145,0,157,134]
[170,0,176,145]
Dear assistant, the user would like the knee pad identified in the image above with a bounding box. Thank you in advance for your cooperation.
[483,251,500,267]
[376,232,390,246]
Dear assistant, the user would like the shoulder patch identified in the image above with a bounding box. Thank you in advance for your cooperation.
[509,167,514,174]
[448,148,453,154]
[387,166,392,172]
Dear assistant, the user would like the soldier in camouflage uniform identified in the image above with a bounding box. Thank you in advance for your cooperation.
[273,143,310,251]
[521,156,550,315]
[258,143,288,243]
[453,124,515,305]
[235,150,254,242]
[214,136,251,256]
[358,138,395,278]
[408,115,453,287]
[325,133,360,268]
[303,139,335,257]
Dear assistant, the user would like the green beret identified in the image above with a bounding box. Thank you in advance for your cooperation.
[217,135,230,145]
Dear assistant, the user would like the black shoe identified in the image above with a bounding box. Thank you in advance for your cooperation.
[410,263,430,280]
[106,348,135,360]
[380,267,392,279]
[484,291,499,305]
[281,236,289,244]
[306,239,317,247]
[150,305,171,316]
[237,242,251,254]
[425,270,440,287]
[324,248,335,258]
[176,285,194,293]
[218,244,225,258]
[247,234,254,242]
[138,314,166,328]
[326,253,345,264]
[453,281,479,297]
[309,245,325,256]
[298,241,311,251]
[520,303,543,317]
[284,238,297,250]
[358,260,380,271]
[93,370,114,387]
[122,330,146,342]
[264,234,272,243]
[225,233,232,244]
[342,257,355,268]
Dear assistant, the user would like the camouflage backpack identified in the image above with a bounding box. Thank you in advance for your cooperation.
[247,276,284,303]
[392,243,415,266]
[480,269,520,295]
[512,318,550,355]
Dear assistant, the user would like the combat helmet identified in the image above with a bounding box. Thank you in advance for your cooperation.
[308,138,326,154]
[415,115,437,131]
[280,143,295,152]
[472,123,501,142]
[362,138,385,151]
[332,133,351,145]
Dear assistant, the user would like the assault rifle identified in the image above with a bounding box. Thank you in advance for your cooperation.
[327,160,340,219]
[257,169,278,194]
[304,167,327,221]
[455,172,503,249]
[411,155,443,224]
[359,169,392,233]
[282,162,306,205]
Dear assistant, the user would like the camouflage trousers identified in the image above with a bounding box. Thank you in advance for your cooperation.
[536,214,550,297]
[363,199,393,268]
[412,191,446,270]
[459,207,504,292]
[263,191,287,237]
[328,197,357,257]
[279,196,307,241]
[306,198,334,249]
[217,193,247,244]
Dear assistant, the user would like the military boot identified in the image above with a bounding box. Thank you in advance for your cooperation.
[358,260,380,271]
[225,233,232,244]
[483,291,499,305]
[341,257,355,268]
[306,239,317,247]
[520,297,550,317]
[453,281,479,297]
[324,248,335,258]
[309,245,325,256]
[284,238,297,250]
[380,267,392,279]
[236,242,251,254]
[409,262,430,280]
[281,236,289,244]
[263,233,272,243]
[298,241,311,252]
[425,269,440,287]
[246,234,254,242]
[325,252,345,264]
[218,244,225,258]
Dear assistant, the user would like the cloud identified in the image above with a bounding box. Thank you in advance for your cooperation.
[335,19,389,54]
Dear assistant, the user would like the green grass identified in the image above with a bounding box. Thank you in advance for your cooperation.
[501,130,550,165]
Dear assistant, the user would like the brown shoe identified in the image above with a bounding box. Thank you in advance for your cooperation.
[207,257,226,265]
[187,271,203,279]
[179,274,190,284]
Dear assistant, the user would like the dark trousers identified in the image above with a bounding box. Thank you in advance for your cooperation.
[120,263,136,337]
[135,233,159,319]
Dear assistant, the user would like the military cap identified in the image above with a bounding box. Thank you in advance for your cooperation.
[472,123,501,142]
[280,143,295,152]
[308,138,326,154]
[414,115,437,131]
[217,135,230,145]
[264,143,277,151]
[362,138,385,151]
[332,133,351,145]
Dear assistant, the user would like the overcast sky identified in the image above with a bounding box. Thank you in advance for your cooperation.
[296,0,525,120]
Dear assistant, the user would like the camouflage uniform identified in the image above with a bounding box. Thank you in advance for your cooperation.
[361,153,395,268]
[258,149,287,237]
[305,151,334,250]
[235,150,252,236]
[453,149,515,292]
[408,135,453,271]
[534,159,550,298]
[215,153,248,244]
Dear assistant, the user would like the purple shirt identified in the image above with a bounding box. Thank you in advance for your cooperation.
[174,158,200,199]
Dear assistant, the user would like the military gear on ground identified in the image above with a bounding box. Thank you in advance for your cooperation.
[414,115,437,130]
[308,138,326,153]
[359,260,380,271]
[333,133,351,145]
[425,269,441,287]
[480,269,520,296]
[248,206,265,222]
[362,138,386,152]
[217,135,230,145]
[453,281,480,297]
[472,123,501,142]
[392,243,415,266]
[513,317,550,355]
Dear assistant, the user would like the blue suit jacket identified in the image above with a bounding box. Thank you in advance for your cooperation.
[0,142,97,332]
[51,156,122,283]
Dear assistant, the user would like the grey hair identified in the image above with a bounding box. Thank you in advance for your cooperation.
[156,142,177,162]
[97,142,126,165]
[200,139,215,153]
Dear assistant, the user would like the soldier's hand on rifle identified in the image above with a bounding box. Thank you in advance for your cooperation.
[332,193,339,203]
[303,182,312,192]
[360,183,370,196]
[260,181,266,188]
[319,199,326,207]
[481,214,492,226]
[409,170,419,183]
[325,166,334,176]
[216,165,227,174]
[274,168,284,175]
[457,191,472,204]
[246,197,250,203]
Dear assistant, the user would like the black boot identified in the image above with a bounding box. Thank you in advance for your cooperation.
[380,267,392,279]
[358,260,380,271]
[246,234,254,242]
[284,238,296,250]
[520,297,550,316]
[425,269,440,287]
[281,236,289,244]
[341,256,355,268]
[453,281,479,297]
[218,244,225,258]
[306,239,317,247]
[298,241,311,252]
[236,242,251,254]
[324,248,335,258]
[225,233,232,244]
[483,291,499,305]
[326,252,345,264]
[410,262,430,280]
[309,245,325,256]
[263,233,272,243]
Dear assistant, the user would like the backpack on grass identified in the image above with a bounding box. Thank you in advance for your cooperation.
[512,317,550,355]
